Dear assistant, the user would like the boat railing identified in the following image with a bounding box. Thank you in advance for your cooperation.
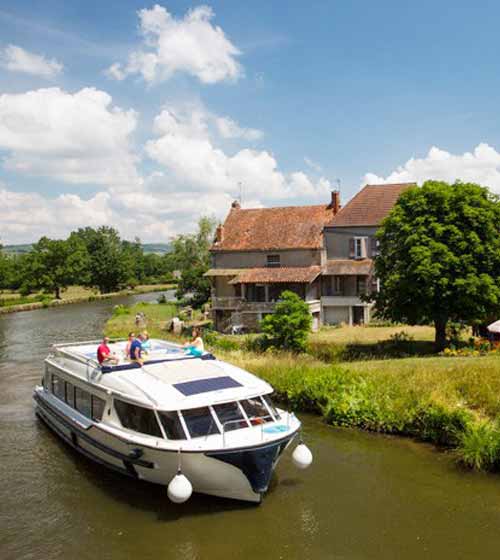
[49,345,102,382]
[221,418,247,447]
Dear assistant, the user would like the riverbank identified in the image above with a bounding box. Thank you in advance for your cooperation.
[103,301,500,472]
[0,284,175,315]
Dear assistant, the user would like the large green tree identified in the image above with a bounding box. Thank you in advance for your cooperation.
[372,181,500,350]
[24,236,90,298]
[171,216,216,307]
[71,227,132,293]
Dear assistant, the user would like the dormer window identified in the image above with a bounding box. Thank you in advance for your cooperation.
[266,254,280,268]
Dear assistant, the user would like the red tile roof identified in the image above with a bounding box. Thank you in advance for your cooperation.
[212,204,335,251]
[328,183,415,227]
[229,266,322,284]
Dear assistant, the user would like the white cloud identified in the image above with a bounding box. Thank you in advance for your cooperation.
[0,87,140,188]
[214,116,262,141]
[107,4,242,84]
[363,143,500,192]
[304,156,322,173]
[0,44,63,78]
[145,102,331,202]
[0,99,331,245]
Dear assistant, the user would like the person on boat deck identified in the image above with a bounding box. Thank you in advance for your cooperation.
[130,333,145,366]
[97,336,119,365]
[141,331,151,353]
[183,327,204,356]
[125,331,135,358]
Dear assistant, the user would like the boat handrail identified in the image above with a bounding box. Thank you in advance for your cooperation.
[221,418,251,447]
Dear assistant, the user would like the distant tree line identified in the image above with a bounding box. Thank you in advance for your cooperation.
[0,218,216,306]
[0,226,177,298]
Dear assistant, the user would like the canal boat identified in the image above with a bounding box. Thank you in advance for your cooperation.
[33,339,312,503]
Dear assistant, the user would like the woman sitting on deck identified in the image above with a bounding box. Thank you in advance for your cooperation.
[183,327,204,357]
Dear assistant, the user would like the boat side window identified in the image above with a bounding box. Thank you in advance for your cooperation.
[240,397,273,424]
[263,394,281,420]
[213,402,249,432]
[65,381,75,408]
[181,407,220,438]
[158,411,186,440]
[51,373,66,401]
[75,386,92,418]
[114,400,163,438]
[91,395,106,422]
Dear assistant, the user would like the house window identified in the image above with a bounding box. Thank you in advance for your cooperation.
[266,254,280,268]
[354,237,367,259]
[333,276,343,294]
[356,276,367,295]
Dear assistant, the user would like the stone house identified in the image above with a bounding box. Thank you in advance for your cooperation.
[206,183,413,332]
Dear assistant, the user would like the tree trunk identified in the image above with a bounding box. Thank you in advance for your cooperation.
[55,286,61,299]
[434,317,447,351]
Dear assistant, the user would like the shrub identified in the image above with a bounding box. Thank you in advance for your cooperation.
[112,304,130,317]
[260,291,312,353]
[456,421,500,470]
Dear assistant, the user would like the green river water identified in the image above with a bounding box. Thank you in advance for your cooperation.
[1,293,500,559]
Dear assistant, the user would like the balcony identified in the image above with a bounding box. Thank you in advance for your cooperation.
[212,297,321,314]
[321,295,368,307]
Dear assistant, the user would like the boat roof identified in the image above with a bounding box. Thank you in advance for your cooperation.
[48,339,273,410]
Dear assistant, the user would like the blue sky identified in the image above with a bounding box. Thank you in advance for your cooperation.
[1,0,500,243]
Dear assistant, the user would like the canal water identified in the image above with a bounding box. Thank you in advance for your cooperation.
[2,293,500,559]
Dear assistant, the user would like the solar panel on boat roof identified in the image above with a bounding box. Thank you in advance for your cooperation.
[173,376,242,396]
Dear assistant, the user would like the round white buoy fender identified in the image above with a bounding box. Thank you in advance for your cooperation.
[167,472,193,503]
[292,443,313,470]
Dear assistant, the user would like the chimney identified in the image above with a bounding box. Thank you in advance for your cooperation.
[231,200,241,210]
[215,223,224,244]
[330,191,341,214]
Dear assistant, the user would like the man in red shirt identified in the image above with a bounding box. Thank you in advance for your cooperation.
[97,336,118,365]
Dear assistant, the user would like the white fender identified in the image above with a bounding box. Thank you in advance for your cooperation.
[292,443,313,469]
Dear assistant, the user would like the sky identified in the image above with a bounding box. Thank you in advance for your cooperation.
[1,0,500,244]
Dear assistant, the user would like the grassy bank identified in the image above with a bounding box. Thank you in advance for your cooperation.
[0,284,175,314]
[104,303,500,472]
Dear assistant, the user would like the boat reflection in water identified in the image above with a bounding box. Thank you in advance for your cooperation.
[33,338,312,503]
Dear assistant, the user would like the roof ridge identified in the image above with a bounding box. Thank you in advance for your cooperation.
[231,203,330,212]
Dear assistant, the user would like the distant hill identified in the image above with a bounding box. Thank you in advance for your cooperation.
[3,242,171,255]
[3,244,33,255]
[141,243,171,255]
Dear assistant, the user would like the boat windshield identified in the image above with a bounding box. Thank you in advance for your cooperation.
[240,397,274,425]
[213,402,248,432]
[181,407,220,438]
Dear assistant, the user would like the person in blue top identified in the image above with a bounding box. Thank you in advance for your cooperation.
[129,333,144,366]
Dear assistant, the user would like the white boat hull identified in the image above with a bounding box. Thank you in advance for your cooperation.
[34,389,298,503]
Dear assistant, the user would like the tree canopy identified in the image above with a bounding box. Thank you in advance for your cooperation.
[23,236,90,298]
[372,180,500,349]
[171,216,216,307]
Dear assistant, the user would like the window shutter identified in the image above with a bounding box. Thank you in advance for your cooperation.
[349,238,355,258]
[360,237,367,259]
[371,236,377,256]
